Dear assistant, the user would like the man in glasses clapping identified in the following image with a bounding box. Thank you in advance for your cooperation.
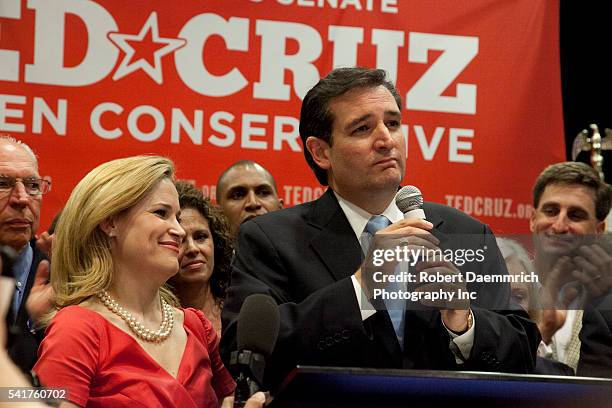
[0,135,51,373]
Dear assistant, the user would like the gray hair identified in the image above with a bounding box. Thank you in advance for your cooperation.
[496,236,542,319]
[496,237,534,271]
[0,135,38,169]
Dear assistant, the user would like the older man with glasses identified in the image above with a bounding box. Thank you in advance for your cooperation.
[0,135,51,372]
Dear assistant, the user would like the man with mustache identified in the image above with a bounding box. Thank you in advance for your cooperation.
[530,161,612,376]
[216,160,283,237]
[0,136,50,372]
[221,67,539,388]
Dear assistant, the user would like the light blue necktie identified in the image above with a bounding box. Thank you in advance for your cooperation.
[361,215,391,254]
[362,215,406,349]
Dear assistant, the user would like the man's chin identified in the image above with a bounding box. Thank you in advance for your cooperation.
[0,233,31,252]
[371,170,403,188]
[385,178,404,193]
[538,238,580,257]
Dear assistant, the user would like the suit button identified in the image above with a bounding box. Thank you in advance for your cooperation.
[334,333,342,343]
[317,340,326,351]
[341,330,350,340]
[325,336,334,347]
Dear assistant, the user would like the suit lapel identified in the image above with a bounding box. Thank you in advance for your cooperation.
[424,203,451,250]
[307,190,363,281]
[424,203,444,230]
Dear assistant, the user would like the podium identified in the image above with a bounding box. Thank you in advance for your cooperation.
[271,366,612,408]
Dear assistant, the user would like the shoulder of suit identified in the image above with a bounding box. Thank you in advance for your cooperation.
[29,240,48,263]
[423,201,489,232]
[241,199,318,233]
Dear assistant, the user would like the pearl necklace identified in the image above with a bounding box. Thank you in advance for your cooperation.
[97,290,174,343]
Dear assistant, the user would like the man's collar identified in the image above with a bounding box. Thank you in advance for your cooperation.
[333,190,403,240]
[17,241,31,255]
[12,242,33,282]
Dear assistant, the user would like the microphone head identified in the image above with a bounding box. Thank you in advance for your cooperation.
[237,294,280,357]
[395,185,424,213]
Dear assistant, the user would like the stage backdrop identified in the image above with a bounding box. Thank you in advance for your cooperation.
[0,0,564,233]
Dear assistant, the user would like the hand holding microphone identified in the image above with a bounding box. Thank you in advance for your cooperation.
[377,186,438,253]
[361,186,469,329]
[357,186,436,292]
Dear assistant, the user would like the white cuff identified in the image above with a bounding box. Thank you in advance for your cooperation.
[443,310,475,364]
[351,275,376,321]
[538,340,554,358]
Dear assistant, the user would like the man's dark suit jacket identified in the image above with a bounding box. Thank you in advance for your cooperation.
[6,239,46,372]
[221,190,539,389]
[577,294,612,377]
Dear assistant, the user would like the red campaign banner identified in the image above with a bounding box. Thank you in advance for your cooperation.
[0,0,564,233]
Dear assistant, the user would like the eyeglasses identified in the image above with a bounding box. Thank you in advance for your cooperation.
[0,175,51,196]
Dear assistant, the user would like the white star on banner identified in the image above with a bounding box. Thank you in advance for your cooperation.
[108,12,186,84]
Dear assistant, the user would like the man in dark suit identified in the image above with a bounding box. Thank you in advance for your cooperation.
[221,68,539,389]
[0,136,50,372]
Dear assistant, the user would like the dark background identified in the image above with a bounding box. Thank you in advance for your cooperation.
[560,1,611,177]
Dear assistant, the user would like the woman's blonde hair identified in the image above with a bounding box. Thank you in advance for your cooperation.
[49,155,179,320]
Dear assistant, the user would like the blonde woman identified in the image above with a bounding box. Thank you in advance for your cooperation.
[33,156,260,407]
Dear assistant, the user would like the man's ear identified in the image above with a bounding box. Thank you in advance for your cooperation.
[529,211,536,233]
[305,136,331,170]
[596,219,606,234]
[99,218,116,237]
[278,198,284,209]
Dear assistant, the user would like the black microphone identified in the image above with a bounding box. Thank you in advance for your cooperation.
[395,185,426,219]
[1,245,18,344]
[1,245,18,313]
[1,245,17,278]
[231,294,280,408]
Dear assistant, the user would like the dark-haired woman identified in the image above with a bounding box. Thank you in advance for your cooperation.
[172,181,233,338]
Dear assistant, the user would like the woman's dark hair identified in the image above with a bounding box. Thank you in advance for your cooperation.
[174,181,233,303]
